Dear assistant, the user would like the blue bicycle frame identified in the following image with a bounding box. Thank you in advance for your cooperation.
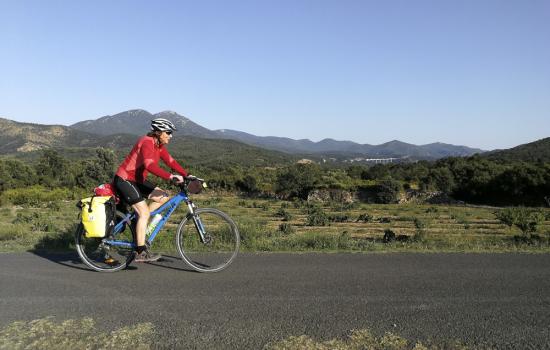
[104,190,200,248]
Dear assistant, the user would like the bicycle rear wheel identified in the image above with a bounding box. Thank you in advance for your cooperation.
[75,210,135,272]
[176,208,240,273]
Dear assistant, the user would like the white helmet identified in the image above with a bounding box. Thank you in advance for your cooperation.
[151,118,177,132]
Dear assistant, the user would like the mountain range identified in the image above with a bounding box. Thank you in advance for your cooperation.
[70,109,484,160]
[2,109,549,164]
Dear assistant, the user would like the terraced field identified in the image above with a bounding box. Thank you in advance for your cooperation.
[1,194,549,253]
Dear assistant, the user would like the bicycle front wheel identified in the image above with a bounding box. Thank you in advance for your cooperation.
[176,208,240,273]
[75,210,135,272]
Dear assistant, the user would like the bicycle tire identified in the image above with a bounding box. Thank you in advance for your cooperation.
[75,210,135,272]
[175,208,240,273]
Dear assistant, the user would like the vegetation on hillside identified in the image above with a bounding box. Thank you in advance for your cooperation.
[1,148,549,207]
[485,137,550,162]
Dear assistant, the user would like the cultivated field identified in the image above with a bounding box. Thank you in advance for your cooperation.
[1,193,549,253]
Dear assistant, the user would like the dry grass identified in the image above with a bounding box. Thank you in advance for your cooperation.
[0,317,154,350]
[265,328,471,350]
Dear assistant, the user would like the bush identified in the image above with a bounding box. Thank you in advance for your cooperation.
[278,223,294,235]
[275,209,293,221]
[413,217,428,241]
[383,229,396,243]
[425,207,439,214]
[238,218,267,249]
[13,212,57,232]
[494,207,545,236]
[306,207,329,226]
[374,179,402,204]
[0,186,78,207]
[494,208,518,230]
[337,231,352,249]
[275,164,321,199]
[356,213,373,222]
[514,208,545,236]
[289,232,337,250]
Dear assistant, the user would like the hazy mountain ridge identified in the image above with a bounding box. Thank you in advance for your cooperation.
[0,117,300,167]
[5,110,487,160]
[214,129,483,159]
[71,109,218,138]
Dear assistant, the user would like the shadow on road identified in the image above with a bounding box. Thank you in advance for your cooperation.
[149,255,198,273]
[31,250,92,271]
[30,223,196,273]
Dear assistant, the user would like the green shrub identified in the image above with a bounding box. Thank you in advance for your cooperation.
[337,231,352,249]
[292,232,337,250]
[13,212,57,232]
[514,208,545,236]
[356,213,373,222]
[413,217,428,242]
[278,223,294,235]
[0,186,77,207]
[494,207,546,236]
[425,207,439,214]
[494,208,518,230]
[383,229,396,243]
[238,218,268,249]
[306,207,329,226]
[275,209,293,221]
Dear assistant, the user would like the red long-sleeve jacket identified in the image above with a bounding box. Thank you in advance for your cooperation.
[115,135,187,183]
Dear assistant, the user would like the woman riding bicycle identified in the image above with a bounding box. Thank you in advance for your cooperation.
[113,118,188,262]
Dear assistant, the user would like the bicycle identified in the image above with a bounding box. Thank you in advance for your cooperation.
[75,177,240,273]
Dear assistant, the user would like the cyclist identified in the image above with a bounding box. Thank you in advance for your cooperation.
[113,118,188,262]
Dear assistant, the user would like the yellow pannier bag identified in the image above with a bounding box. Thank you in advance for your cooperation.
[78,196,116,238]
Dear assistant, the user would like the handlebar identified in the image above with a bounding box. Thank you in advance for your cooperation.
[185,175,205,183]
[171,175,206,194]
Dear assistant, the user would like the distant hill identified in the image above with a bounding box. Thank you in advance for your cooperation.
[6,109,485,160]
[215,129,484,159]
[0,117,100,153]
[485,137,550,162]
[71,109,219,138]
[0,117,299,167]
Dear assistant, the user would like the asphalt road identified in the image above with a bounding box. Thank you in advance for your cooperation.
[1,252,549,349]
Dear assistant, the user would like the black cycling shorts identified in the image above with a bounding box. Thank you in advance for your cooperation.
[113,175,156,205]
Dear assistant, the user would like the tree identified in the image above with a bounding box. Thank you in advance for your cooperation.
[374,179,401,204]
[35,149,74,187]
[235,174,259,195]
[423,167,455,194]
[275,164,321,199]
[0,159,37,191]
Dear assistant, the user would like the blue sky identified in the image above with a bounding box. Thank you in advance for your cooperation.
[1,0,548,150]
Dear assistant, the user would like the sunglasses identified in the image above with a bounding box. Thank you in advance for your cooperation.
[165,131,173,135]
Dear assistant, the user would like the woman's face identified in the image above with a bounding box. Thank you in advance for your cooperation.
[159,131,172,145]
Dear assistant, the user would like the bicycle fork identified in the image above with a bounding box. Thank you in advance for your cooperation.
[187,201,210,244]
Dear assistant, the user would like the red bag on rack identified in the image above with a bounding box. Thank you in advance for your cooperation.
[94,183,119,203]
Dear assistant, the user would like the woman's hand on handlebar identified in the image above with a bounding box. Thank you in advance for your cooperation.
[170,174,184,184]
[185,175,204,182]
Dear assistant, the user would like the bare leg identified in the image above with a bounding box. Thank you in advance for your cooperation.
[131,200,150,247]
[148,187,170,213]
